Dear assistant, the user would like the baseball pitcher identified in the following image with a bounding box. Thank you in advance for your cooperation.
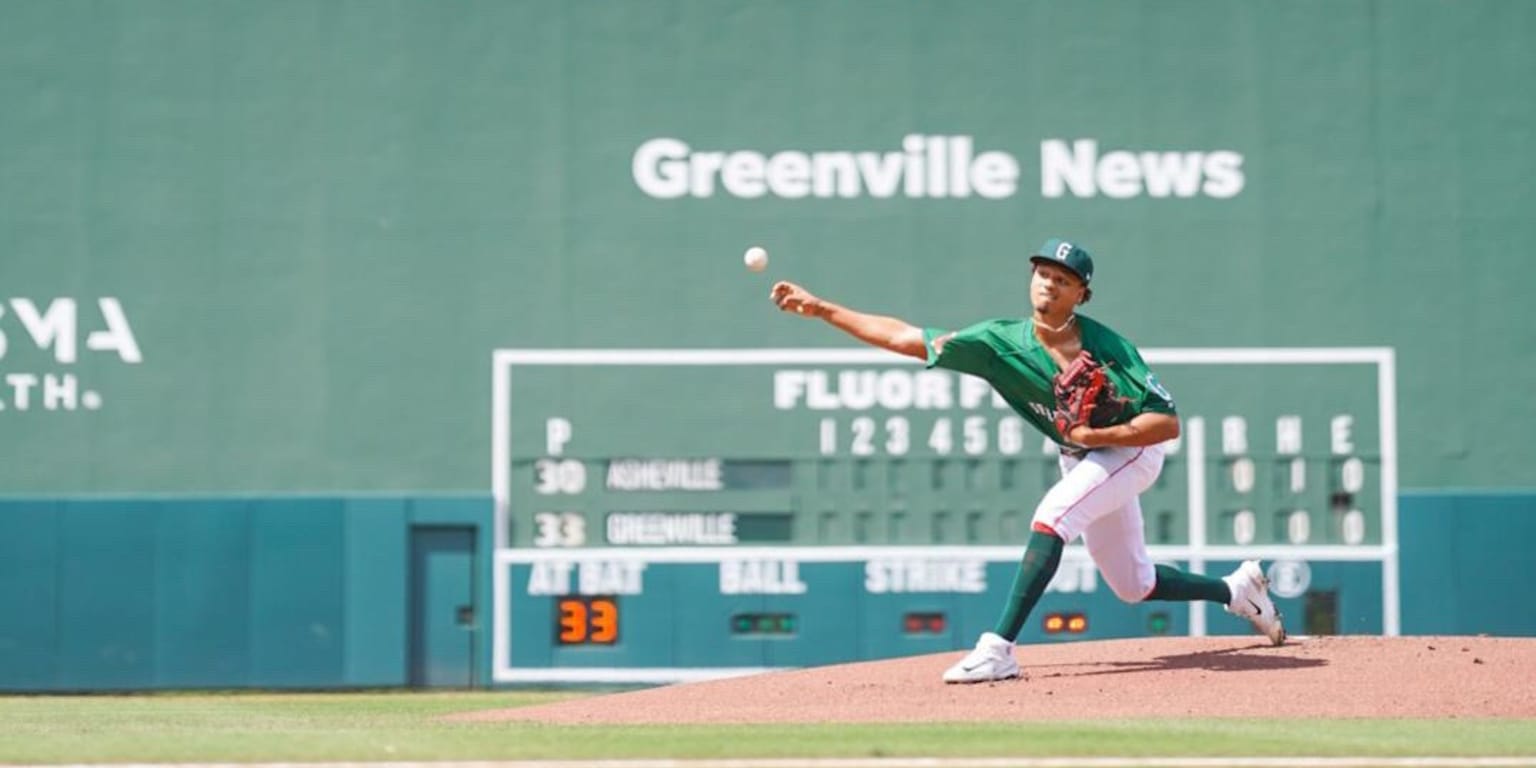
[771,238,1286,684]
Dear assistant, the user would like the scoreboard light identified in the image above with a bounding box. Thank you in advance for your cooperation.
[730,612,797,636]
[902,612,947,635]
[554,596,619,645]
[1043,612,1088,635]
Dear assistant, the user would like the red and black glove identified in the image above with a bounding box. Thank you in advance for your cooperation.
[1052,351,1132,436]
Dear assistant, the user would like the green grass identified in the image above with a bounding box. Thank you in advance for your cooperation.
[0,691,1532,763]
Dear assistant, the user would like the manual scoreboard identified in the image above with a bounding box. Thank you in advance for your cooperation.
[491,348,1397,684]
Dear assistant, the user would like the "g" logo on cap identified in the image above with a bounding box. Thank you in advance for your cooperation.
[1055,242,1074,260]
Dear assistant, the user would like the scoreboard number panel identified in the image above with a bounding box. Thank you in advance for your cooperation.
[491,348,1397,684]
[555,596,619,645]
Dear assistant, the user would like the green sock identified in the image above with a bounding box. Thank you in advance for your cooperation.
[991,530,1064,641]
[1145,564,1231,604]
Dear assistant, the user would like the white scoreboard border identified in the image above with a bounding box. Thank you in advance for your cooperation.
[490,347,1398,685]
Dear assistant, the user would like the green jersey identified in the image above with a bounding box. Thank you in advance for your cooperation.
[923,315,1176,446]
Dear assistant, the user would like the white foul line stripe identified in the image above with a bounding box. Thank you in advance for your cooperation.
[51,758,1536,768]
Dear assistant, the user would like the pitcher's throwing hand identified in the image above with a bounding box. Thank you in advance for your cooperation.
[770,281,823,317]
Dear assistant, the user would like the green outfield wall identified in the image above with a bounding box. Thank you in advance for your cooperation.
[1,1,1533,493]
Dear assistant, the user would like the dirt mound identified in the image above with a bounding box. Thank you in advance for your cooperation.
[454,635,1536,724]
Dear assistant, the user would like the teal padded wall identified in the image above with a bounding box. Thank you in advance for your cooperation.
[0,491,1527,691]
[1399,493,1536,636]
[57,502,157,689]
[250,499,345,685]
[343,498,409,686]
[0,502,61,689]
[0,496,490,691]
[156,500,251,686]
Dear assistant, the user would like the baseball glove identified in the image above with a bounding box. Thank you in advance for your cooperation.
[1052,351,1132,435]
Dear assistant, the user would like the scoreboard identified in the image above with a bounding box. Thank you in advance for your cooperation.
[490,347,1397,684]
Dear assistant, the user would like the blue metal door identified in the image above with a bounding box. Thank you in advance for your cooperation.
[409,526,475,687]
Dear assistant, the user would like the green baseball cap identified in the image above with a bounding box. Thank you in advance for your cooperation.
[1029,238,1094,284]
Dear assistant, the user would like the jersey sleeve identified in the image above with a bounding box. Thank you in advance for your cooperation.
[922,321,999,379]
[1114,342,1177,415]
[1085,325,1176,416]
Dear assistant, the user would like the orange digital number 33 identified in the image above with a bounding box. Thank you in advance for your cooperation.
[556,597,619,645]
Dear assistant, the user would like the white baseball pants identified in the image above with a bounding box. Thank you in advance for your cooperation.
[1032,444,1166,603]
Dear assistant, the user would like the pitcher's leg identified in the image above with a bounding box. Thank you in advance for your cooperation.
[990,529,1064,641]
[1081,497,1158,603]
[951,446,1166,684]
[1082,494,1233,605]
[991,446,1155,640]
[1032,446,1160,542]
[1083,507,1286,644]
[1146,564,1232,603]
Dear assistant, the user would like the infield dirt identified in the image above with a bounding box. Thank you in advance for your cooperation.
[452,635,1536,724]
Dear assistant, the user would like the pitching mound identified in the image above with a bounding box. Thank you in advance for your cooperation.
[455,635,1536,724]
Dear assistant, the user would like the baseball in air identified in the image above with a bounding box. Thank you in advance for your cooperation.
[743,246,768,272]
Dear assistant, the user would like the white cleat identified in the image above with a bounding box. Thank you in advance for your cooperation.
[942,631,1020,684]
[1223,560,1287,646]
